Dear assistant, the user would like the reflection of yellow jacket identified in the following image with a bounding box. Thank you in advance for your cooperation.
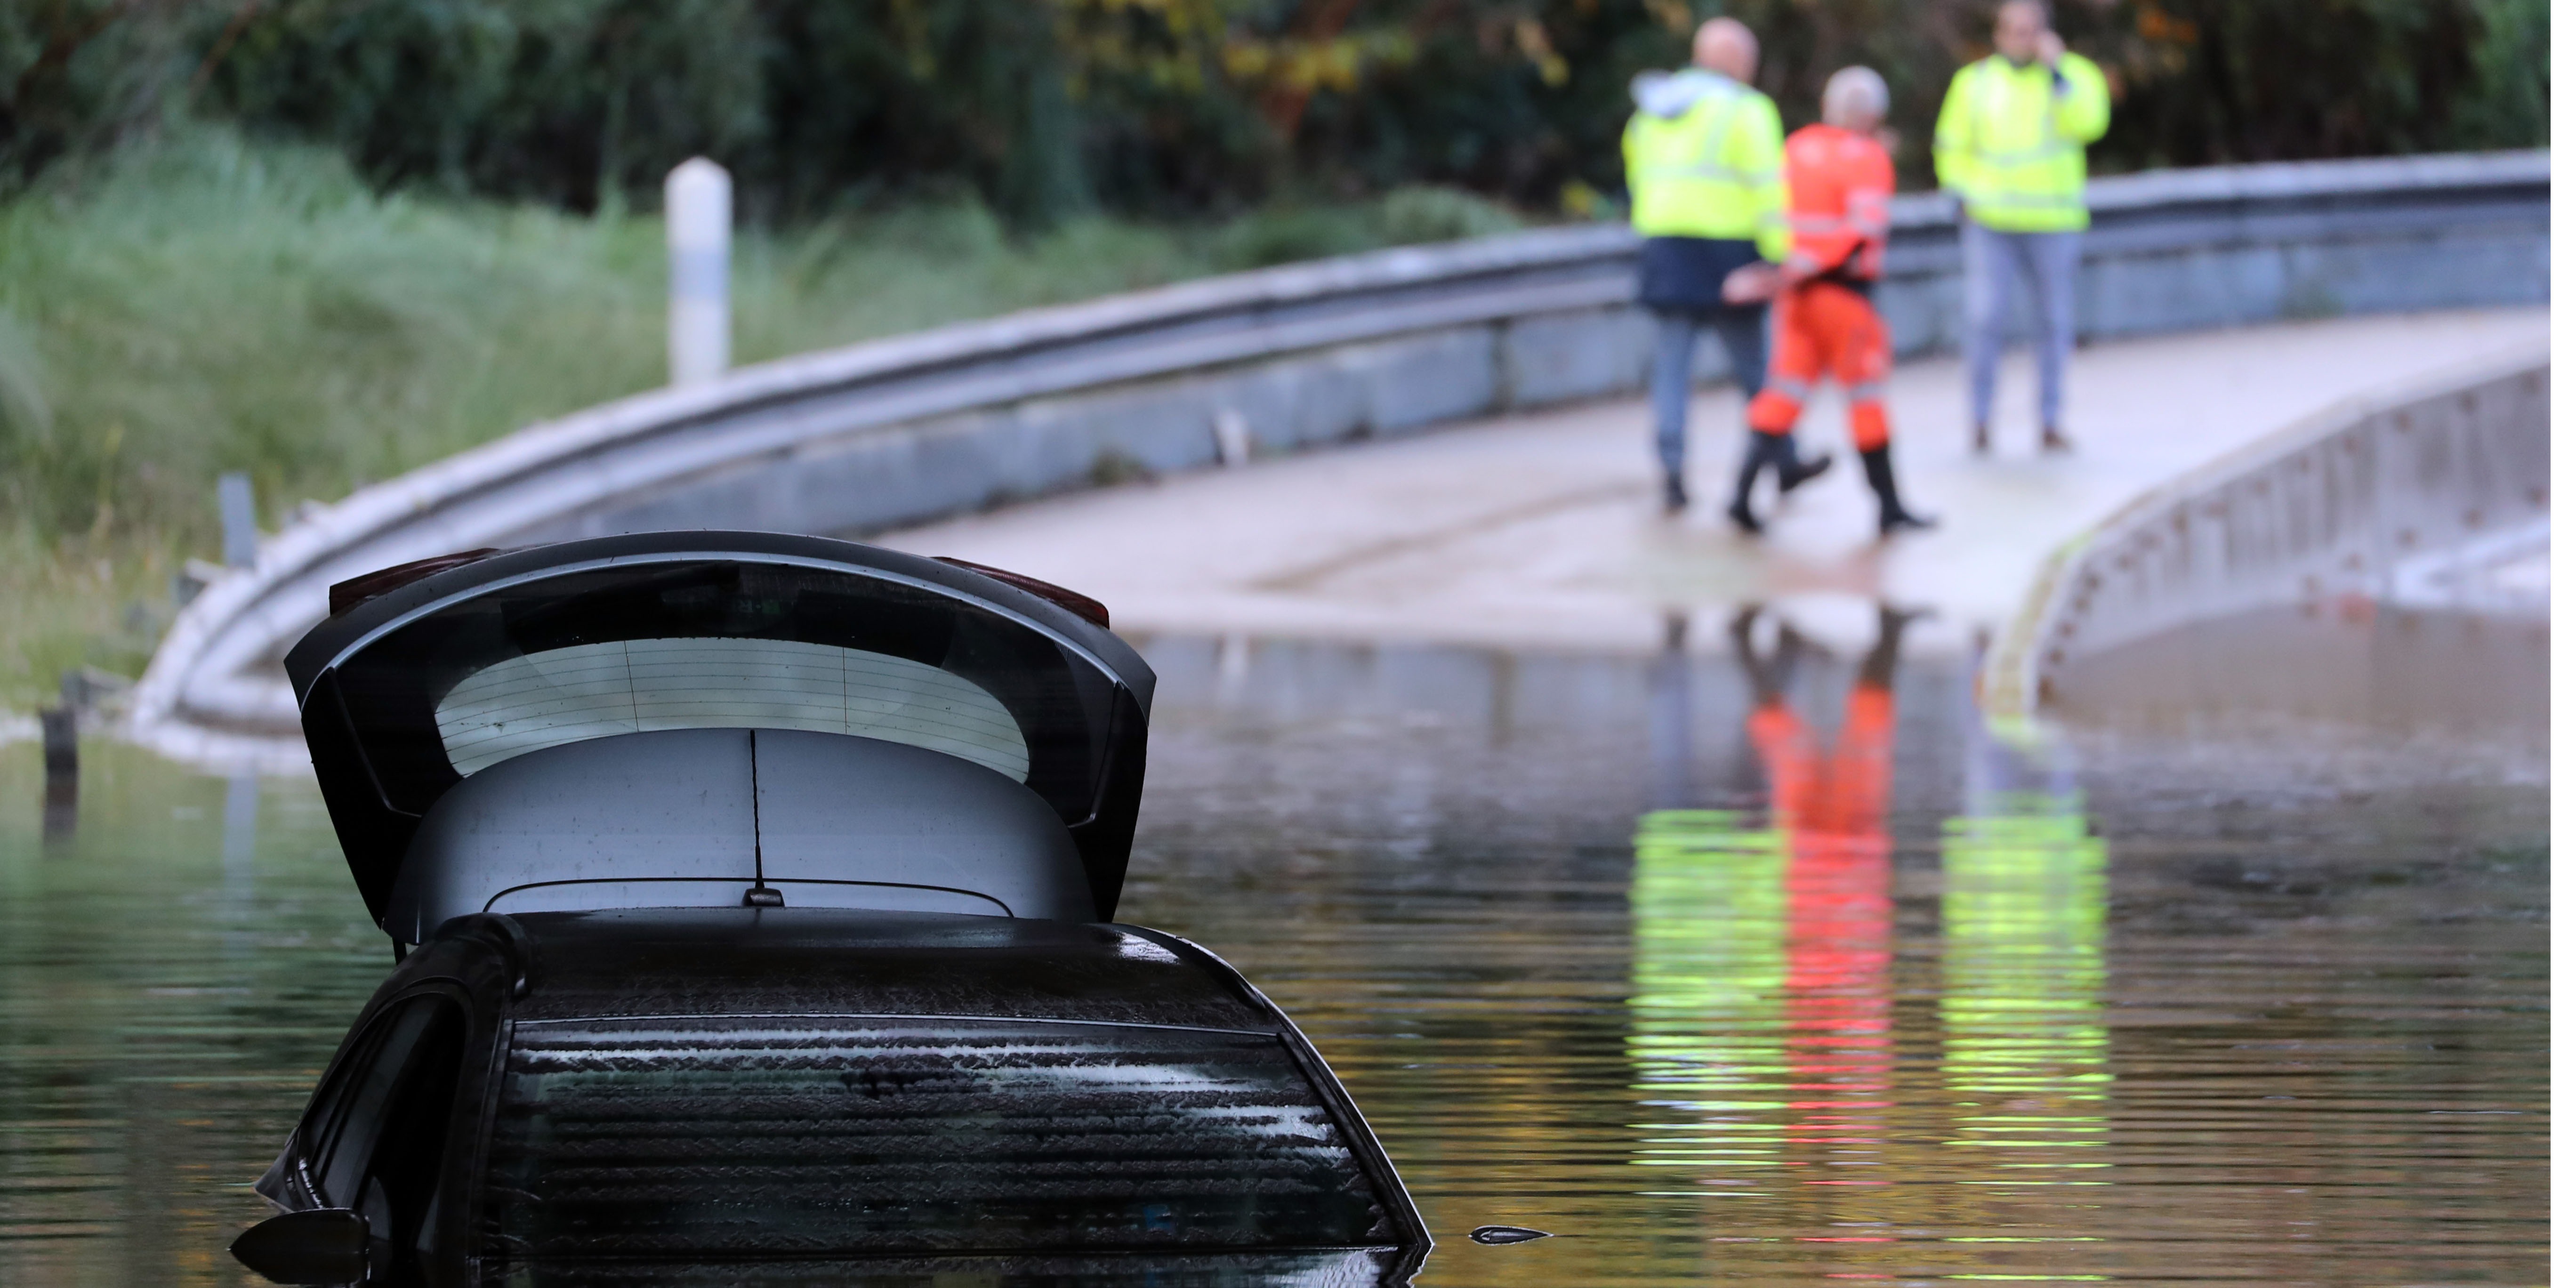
[1623,69,1789,261]
[1934,53,2111,232]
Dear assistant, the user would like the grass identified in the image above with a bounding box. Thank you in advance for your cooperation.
[0,129,1522,711]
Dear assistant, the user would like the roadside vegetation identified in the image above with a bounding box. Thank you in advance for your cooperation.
[0,129,1517,709]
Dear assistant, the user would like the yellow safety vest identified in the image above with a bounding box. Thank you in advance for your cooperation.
[1934,53,2110,233]
[1624,77,1788,262]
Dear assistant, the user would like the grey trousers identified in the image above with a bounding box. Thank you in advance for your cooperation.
[1650,306,1769,478]
[1962,222,2082,429]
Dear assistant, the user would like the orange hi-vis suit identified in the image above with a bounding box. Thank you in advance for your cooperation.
[1748,124,1895,451]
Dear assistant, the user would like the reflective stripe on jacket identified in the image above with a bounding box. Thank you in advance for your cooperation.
[1624,70,1789,261]
[1933,53,2109,233]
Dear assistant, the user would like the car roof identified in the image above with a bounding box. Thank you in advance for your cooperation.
[468,909,1283,1033]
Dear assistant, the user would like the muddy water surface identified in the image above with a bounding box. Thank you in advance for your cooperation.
[0,608,2546,1285]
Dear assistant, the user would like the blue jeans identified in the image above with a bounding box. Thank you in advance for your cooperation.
[1962,222,2082,429]
[1650,305,1769,478]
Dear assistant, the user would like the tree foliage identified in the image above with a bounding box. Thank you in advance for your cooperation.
[0,0,2549,223]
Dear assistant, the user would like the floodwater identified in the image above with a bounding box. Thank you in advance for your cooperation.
[0,601,2546,1286]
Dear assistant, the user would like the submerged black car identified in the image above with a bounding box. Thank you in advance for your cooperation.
[230,533,1429,1286]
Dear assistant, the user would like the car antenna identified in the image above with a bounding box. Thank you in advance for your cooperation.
[742,728,785,908]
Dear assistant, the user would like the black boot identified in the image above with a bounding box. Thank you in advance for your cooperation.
[1779,446,1833,495]
[1661,467,1690,514]
[1727,435,1784,535]
[1861,445,1934,537]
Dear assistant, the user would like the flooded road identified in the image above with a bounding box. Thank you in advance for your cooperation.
[0,605,2546,1285]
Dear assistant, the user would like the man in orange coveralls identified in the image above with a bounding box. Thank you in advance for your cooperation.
[1732,67,1935,537]
[1731,603,1916,1142]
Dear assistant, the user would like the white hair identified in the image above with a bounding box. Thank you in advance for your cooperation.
[1822,65,1890,128]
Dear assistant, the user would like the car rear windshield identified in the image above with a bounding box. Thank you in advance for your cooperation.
[481,1017,1396,1258]
[435,636,1030,780]
[325,559,1120,825]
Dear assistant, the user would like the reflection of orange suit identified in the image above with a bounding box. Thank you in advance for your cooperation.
[1749,683,1896,1144]
[1749,685,1893,838]
[1748,124,1895,451]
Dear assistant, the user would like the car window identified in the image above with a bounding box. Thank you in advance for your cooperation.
[326,561,1123,825]
[482,1017,1396,1259]
[433,637,1029,780]
[297,995,468,1283]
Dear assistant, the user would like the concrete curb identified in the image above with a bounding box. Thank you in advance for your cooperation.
[1980,343,2552,718]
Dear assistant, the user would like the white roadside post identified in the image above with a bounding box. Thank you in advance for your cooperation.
[217,470,259,568]
[665,158,733,387]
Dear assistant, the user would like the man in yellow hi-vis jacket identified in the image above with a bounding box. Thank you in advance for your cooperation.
[1625,18,1827,517]
[1935,0,2110,454]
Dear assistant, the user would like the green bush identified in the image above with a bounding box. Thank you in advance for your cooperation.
[0,126,1519,552]
[0,129,661,547]
[5,1,2545,220]
[2452,0,2551,149]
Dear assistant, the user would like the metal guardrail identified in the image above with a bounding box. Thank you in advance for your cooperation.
[131,150,2549,757]
[1983,349,2550,715]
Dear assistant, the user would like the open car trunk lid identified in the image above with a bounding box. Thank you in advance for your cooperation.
[282,533,1153,936]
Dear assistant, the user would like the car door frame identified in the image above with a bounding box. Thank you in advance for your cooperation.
[257,934,515,1286]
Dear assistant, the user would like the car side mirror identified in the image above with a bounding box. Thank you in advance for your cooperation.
[229,1208,370,1285]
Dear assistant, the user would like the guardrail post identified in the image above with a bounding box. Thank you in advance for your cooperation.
[218,471,258,568]
[666,158,733,387]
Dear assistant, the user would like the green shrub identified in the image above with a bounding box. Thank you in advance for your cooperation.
[1377,185,1523,245]
[2452,0,2550,149]
[6,2,2545,220]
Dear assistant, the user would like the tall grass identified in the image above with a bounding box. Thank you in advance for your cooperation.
[0,129,1520,709]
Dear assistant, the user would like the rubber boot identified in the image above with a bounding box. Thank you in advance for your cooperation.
[1778,446,1833,495]
[1727,434,1784,535]
[1861,445,1935,537]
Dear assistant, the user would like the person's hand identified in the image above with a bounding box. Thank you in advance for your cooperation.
[1721,262,1782,305]
[2037,30,2065,67]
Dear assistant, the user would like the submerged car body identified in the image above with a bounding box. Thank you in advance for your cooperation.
[235,533,1428,1285]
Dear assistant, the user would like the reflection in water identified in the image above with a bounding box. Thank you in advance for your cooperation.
[40,708,77,845]
[0,742,389,1287]
[221,773,259,887]
[1629,810,1787,1179]
[0,608,2549,1286]
[1630,606,1910,1188]
[1940,795,2110,1161]
[1944,686,2109,1175]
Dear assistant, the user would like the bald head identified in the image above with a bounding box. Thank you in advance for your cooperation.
[1692,18,1759,82]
